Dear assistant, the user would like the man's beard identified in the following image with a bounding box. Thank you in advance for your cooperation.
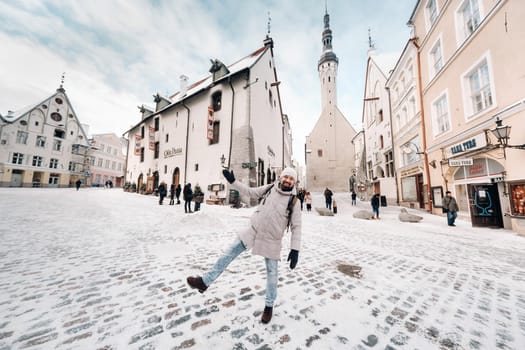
[280,183,294,192]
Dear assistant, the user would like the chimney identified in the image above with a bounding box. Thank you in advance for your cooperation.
[179,75,188,99]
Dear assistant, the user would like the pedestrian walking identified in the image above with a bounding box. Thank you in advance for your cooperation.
[169,184,175,205]
[297,188,305,211]
[193,184,204,212]
[186,167,302,324]
[442,191,459,226]
[371,193,380,219]
[75,179,81,191]
[175,184,182,204]
[183,183,193,213]
[351,191,357,205]
[333,199,338,214]
[324,187,333,210]
[158,181,167,205]
[305,191,312,212]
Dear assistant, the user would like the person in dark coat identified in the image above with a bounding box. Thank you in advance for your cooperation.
[324,187,333,210]
[183,183,193,213]
[75,179,81,191]
[193,184,204,212]
[371,193,380,219]
[351,191,357,205]
[169,184,176,205]
[442,191,459,226]
[297,188,305,211]
[175,184,182,204]
[158,181,167,205]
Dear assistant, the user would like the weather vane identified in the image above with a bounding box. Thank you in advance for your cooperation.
[60,72,65,88]
[267,11,271,36]
[368,28,375,49]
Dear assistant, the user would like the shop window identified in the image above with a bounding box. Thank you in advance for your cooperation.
[510,183,525,216]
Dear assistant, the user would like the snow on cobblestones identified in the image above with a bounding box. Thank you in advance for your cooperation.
[0,187,524,349]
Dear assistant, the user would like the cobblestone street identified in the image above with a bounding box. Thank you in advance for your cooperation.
[1,188,524,349]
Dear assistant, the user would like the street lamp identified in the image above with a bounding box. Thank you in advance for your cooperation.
[490,117,525,149]
[220,154,227,168]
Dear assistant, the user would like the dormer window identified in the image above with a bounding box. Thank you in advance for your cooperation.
[212,91,222,111]
[55,97,63,104]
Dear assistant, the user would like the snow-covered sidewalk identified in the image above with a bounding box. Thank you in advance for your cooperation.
[0,188,524,349]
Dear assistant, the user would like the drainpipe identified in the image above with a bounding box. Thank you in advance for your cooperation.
[228,76,235,169]
[414,39,433,212]
[385,86,400,205]
[182,101,190,184]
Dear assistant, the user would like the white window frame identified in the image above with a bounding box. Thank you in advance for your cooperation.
[53,139,62,151]
[12,152,24,164]
[428,35,444,78]
[431,91,451,137]
[460,51,496,120]
[455,0,483,45]
[16,131,28,144]
[425,0,439,30]
[49,158,59,169]
[32,155,43,167]
[36,136,46,148]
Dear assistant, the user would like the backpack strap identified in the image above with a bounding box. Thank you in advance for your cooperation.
[259,184,274,204]
[286,195,297,228]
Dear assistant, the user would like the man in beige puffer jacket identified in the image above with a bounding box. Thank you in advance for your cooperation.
[187,167,302,324]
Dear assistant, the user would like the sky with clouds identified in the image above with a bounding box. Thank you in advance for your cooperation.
[0,0,416,165]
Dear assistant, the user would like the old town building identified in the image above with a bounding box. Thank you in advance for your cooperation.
[88,133,127,187]
[124,35,293,205]
[306,9,357,192]
[0,84,90,188]
[360,47,398,204]
[409,0,525,233]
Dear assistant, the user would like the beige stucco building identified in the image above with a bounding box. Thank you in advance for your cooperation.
[88,133,127,187]
[386,39,429,210]
[409,0,525,233]
[306,10,356,192]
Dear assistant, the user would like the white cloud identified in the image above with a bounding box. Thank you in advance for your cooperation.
[0,0,416,164]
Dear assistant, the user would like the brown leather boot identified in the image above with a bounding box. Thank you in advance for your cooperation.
[261,306,273,324]
[186,276,207,293]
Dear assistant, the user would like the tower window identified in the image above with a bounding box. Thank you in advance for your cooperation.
[328,76,331,82]
[317,149,323,157]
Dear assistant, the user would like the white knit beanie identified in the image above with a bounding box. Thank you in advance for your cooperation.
[280,167,297,180]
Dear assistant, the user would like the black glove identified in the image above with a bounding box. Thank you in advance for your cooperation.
[222,169,235,184]
[287,249,299,269]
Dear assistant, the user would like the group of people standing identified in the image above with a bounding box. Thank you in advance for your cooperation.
[156,182,203,213]
[296,188,313,212]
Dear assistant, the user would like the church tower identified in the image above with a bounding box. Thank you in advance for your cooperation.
[318,9,339,111]
[305,7,356,192]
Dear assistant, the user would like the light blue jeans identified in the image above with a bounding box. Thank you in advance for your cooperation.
[202,238,279,307]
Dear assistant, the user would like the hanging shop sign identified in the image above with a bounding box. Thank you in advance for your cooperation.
[207,106,214,141]
[444,133,486,158]
[449,158,473,167]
